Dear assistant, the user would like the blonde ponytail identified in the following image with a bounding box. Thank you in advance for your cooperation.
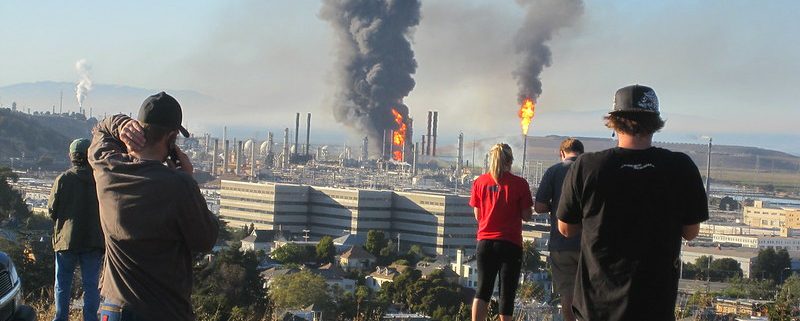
[488,143,513,183]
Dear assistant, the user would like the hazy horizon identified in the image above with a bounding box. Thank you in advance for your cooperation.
[1,1,798,155]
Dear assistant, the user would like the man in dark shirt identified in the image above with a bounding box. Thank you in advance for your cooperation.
[89,92,218,321]
[534,137,583,321]
[48,138,104,321]
[556,85,708,321]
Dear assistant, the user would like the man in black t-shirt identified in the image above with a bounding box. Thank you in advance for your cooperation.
[535,138,583,321]
[556,85,708,321]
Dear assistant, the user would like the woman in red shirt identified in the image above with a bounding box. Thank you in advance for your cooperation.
[469,143,533,321]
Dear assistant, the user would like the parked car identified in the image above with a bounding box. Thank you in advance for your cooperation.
[0,252,35,321]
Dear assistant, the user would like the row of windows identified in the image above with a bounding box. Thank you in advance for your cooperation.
[220,204,471,226]
[219,205,306,216]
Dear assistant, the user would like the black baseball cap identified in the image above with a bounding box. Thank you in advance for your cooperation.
[137,92,189,137]
[611,84,659,114]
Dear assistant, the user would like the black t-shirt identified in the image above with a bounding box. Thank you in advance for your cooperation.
[535,157,580,251]
[556,147,708,321]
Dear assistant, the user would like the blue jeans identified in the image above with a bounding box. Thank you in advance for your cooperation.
[54,249,103,321]
[98,303,149,321]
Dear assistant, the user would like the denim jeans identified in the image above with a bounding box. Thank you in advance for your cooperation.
[54,249,104,321]
[98,302,150,321]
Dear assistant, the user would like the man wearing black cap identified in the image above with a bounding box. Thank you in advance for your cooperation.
[89,92,218,321]
[556,85,708,321]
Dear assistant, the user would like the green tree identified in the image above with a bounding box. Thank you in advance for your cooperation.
[769,274,800,320]
[710,258,743,280]
[316,236,336,263]
[0,166,30,222]
[521,240,542,272]
[720,277,775,300]
[270,243,315,264]
[270,270,332,310]
[407,244,424,260]
[365,230,388,257]
[192,244,269,321]
[517,281,546,302]
[752,248,791,283]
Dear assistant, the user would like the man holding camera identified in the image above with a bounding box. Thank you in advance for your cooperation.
[89,92,218,320]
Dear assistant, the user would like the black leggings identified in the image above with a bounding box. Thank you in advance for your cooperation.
[475,239,522,316]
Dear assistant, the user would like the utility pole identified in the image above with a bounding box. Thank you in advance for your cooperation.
[705,137,712,196]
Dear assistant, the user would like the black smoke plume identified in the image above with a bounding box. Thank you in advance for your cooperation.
[320,0,421,153]
[514,0,583,103]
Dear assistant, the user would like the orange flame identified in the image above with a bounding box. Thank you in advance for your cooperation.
[518,98,535,135]
[391,108,407,161]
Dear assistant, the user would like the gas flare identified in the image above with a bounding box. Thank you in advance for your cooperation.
[518,98,536,135]
[391,108,407,161]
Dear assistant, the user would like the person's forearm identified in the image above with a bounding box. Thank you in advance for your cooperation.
[558,220,581,238]
[682,224,700,241]
[90,114,133,165]
[534,201,551,214]
[521,208,533,221]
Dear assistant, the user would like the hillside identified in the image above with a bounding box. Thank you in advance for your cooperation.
[438,134,800,191]
[0,108,93,168]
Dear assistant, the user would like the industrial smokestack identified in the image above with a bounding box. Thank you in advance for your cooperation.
[432,111,438,156]
[426,111,432,155]
[212,138,218,175]
[223,140,229,173]
[236,140,242,175]
[382,130,387,160]
[361,136,369,162]
[250,139,257,180]
[412,142,418,175]
[319,0,421,153]
[267,132,274,155]
[283,128,290,168]
[513,0,583,103]
[405,117,413,162]
[294,113,300,156]
[305,113,311,156]
[457,132,464,170]
[223,127,228,173]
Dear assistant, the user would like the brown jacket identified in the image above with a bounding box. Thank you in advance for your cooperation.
[47,165,104,252]
[89,114,218,321]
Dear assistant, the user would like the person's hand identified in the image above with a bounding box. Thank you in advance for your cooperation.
[120,119,146,152]
[167,146,194,175]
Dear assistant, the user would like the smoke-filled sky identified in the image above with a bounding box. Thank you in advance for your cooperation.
[1,0,798,154]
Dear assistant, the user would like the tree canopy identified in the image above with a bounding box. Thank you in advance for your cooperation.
[752,248,791,283]
[269,270,332,310]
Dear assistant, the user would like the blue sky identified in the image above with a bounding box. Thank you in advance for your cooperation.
[1,0,798,153]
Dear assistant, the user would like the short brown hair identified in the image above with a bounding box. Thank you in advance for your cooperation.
[142,123,177,147]
[604,112,665,136]
[560,138,584,154]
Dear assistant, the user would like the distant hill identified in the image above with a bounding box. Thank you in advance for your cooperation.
[440,135,800,174]
[0,81,219,124]
[0,108,93,168]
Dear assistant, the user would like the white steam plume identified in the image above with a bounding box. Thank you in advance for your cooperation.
[75,59,93,107]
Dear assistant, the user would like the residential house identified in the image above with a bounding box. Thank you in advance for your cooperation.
[366,266,400,291]
[316,263,356,293]
[339,245,376,271]
[241,229,277,253]
[450,249,479,289]
[714,298,770,317]
[416,260,460,284]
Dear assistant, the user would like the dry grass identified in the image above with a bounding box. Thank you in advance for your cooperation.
[25,288,83,321]
[712,169,800,191]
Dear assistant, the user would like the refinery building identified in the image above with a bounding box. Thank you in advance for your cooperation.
[219,180,476,256]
